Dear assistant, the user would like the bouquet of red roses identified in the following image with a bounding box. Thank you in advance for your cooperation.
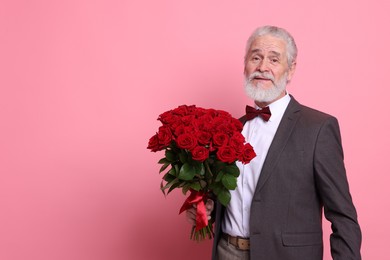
[147,105,256,241]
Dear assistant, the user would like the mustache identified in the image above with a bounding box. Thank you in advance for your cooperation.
[248,72,275,82]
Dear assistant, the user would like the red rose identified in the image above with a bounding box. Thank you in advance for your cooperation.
[183,126,196,135]
[230,118,243,132]
[211,117,226,128]
[172,105,190,116]
[239,143,256,164]
[176,133,197,150]
[158,111,179,125]
[192,107,206,117]
[157,126,172,146]
[198,114,213,123]
[216,122,235,135]
[212,132,229,147]
[173,124,186,137]
[205,108,217,117]
[181,115,196,126]
[215,110,231,117]
[191,146,209,162]
[186,105,197,114]
[147,133,162,152]
[158,110,172,122]
[197,120,213,133]
[175,124,196,135]
[216,146,237,163]
[230,131,245,143]
[197,131,212,145]
[229,132,245,153]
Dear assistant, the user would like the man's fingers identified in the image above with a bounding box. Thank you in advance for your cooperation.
[185,200,215,225]
[186,208,197,225]
[205,199,214,213]
[186,208,196,217]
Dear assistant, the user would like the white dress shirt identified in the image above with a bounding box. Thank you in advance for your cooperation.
[222,94,291,238]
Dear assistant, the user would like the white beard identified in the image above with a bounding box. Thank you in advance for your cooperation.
[244,72,288,103]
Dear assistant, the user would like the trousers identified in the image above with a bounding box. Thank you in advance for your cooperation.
[216,237,250,260]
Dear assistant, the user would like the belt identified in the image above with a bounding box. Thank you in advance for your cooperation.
[222,233,250,250]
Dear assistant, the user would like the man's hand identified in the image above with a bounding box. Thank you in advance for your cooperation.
[185,199,214,226]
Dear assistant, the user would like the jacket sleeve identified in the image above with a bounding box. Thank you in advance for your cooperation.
[313,116,362,260]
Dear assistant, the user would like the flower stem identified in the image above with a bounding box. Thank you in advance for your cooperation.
[189,222,214,241]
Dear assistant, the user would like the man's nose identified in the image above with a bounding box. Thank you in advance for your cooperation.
[257,60,269,72]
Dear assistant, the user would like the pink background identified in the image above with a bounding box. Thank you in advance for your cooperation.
[1,0,389,259]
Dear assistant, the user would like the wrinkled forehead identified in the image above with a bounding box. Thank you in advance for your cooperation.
[248,35,288,56]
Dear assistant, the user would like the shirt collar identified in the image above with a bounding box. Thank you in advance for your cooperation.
[254,93,291,122]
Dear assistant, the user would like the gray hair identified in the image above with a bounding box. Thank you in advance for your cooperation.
[245,26,298,67]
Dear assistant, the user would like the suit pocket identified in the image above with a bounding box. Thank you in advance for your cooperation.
[282,232,322,247]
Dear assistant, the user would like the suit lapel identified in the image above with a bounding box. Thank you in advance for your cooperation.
[254,96,302,194]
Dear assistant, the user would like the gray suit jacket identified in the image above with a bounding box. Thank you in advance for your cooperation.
[212,96,361,260]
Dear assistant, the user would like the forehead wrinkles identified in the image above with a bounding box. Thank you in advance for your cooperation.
[250,42,284,55]
[249,36,287,57]
[251,48,281,58]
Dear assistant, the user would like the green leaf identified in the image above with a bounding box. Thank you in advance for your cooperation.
[165,150,177,162]
[160,181,166,196]
[215,171,224,182]
[182,183,191,195]
[194,162,205,176]
[215,161,227,171]
[190,182,201,191]
[167,166,177,177]
[167,181,181,194]
[174,164,180,176]
[159,163,170,173]
[221,174,237,190]
[179,152,188,163]
[161,177,179,190]
[163,173,176,182]
[217,189,231,206]
[178,163,196,181]
[204,160,213,178]
[210,183,223,195]
[158,158,170,164]
[224,165,240,177]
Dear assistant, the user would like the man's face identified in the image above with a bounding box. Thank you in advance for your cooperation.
[244,34,295,103]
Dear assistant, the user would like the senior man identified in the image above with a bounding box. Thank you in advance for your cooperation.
[186,25,361,260]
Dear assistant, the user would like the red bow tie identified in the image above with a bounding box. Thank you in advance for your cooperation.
[245,105,271,121]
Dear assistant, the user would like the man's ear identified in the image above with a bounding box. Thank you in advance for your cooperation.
[287,61,297,82]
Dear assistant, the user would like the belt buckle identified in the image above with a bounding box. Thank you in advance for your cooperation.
[235,237,250,250]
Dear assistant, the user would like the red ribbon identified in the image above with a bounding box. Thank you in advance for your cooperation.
[179,190,208,231]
